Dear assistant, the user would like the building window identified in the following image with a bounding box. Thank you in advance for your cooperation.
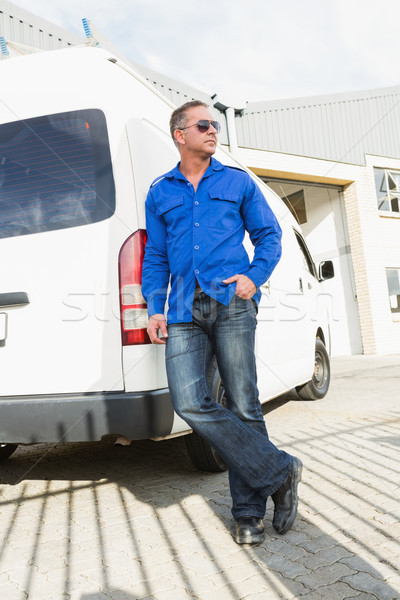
[386,268,400,315]
[374,168,400,214]
[283,190,307,224]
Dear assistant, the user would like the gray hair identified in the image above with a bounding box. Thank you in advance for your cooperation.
[169,100,209,148]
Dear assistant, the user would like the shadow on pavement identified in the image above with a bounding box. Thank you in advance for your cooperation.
[0,399,399,599]
[80,591,137,600]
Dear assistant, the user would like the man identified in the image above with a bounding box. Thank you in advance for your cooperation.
[142,100,302,544]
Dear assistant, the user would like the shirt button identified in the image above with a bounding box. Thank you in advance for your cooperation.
[194,201,199,205]
[195,269,199,275]
[194,222,199,227]
[187,182,191,186]
[194,245,199,250]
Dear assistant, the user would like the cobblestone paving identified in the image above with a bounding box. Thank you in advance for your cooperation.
[0,355,399,599]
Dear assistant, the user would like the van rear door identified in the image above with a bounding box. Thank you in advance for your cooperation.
[0,109,124,396]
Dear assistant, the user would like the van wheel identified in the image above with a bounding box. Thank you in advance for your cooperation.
[0,444,18,461]
[296,339,330,400]
[184,358,228,473]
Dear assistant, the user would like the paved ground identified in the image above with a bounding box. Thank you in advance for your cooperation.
[0,355,399,600]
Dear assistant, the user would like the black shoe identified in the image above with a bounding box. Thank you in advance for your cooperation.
[233,516,265,545]
[272,457,303,535]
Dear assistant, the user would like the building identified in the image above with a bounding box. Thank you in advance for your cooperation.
[1,0,400,356]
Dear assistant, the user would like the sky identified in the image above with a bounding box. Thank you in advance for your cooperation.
[8,0,400,106]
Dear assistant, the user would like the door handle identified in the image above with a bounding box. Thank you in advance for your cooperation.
[0,312,7,345]
[0,292,30,308]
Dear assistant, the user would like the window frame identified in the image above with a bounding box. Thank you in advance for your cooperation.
[294,230,317,279]
[385,267,400,320]
[374,167,400,215]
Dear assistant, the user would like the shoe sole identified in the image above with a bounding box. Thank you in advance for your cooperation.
[276,457,303,535]
[233,531,265,545]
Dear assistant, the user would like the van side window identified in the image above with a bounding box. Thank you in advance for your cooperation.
[0,109,115,239]
[294,231,316,277]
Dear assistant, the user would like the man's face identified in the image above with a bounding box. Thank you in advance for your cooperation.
[177,106,218,158]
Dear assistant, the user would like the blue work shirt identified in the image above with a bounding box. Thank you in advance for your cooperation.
[141,157,282,324]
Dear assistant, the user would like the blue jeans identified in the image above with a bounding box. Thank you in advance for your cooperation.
[166,292,293,520]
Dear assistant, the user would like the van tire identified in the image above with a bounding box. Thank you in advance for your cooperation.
[296,338,330,400]
[0,444,18,461]
[184,358,228,473]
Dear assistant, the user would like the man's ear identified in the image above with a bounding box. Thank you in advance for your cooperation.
[174,129,185,146]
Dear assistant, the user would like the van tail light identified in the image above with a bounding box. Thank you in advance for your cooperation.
[118,229,151,345]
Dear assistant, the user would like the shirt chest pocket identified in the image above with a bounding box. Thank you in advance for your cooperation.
[156,196,185,237]
[209,191,242,231]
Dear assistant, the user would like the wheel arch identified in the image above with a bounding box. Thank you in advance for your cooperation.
[316,326,331,355]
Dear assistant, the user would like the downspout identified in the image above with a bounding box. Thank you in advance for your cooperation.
[225,106,239,156]
[212,95,244,158]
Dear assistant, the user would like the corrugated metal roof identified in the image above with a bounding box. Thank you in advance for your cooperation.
[236,87,400,165]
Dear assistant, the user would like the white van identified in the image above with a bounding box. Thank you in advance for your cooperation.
[0,46,334,469]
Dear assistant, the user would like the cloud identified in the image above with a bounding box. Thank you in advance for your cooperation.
[8,0,400,103]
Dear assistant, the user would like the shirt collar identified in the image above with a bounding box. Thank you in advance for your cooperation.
[166,157,224,181]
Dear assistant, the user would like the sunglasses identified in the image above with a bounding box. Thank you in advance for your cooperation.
[183,120,221,134]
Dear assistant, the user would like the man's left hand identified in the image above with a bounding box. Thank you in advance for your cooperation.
[223,274,256,299]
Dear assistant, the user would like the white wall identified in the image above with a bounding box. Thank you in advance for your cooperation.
[267,181,362,355]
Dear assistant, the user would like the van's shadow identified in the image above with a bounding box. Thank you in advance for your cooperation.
[0,391,296,493]
[1,393,399,600]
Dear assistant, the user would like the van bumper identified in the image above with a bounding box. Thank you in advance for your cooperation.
[0,389,174,444]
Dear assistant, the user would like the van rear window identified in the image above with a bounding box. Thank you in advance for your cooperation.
[0,109,115,238]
